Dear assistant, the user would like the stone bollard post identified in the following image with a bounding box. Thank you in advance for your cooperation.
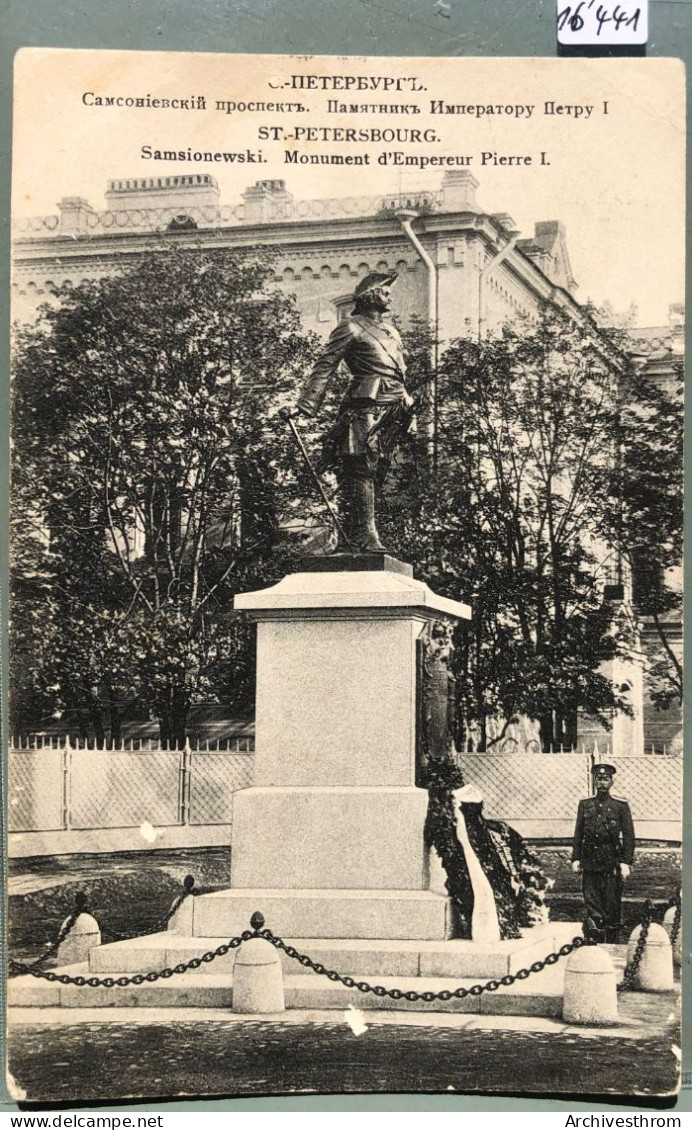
[57,895,101,966]
[563,945,618,1025]
[167,875,195,934]
[232,916,285,1014]
[662,906,682,968]
[627,922,674,991]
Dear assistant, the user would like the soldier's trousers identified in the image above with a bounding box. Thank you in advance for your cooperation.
[582,868,623,940]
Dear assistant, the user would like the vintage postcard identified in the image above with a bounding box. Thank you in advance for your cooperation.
[6,49,685,1106]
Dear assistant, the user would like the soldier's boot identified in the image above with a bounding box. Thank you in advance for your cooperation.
[605,926,621,944]
[352,477,387,553]
[584,914,606,944]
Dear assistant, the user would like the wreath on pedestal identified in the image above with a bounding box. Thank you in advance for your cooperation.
[422,752,551,940]
[418,621,550,939]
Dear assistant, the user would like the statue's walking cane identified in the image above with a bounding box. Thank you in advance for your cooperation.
[279,408,355,552]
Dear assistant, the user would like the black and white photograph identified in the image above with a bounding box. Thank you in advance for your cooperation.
[5,49,685,1106]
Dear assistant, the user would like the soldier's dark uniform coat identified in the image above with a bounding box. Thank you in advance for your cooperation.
[572,792,635,937]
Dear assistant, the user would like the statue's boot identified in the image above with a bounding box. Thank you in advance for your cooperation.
[352,477,387,553]
[333,477,356,553]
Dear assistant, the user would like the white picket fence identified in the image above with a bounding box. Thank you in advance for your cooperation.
[10,734,254,753]
[8,736,682,852]
[459,751,682,841]
[8,737,254,850]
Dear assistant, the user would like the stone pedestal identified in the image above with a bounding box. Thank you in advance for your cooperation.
[230,561,471,938]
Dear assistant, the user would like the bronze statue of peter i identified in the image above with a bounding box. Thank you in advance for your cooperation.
[287,270,413,553]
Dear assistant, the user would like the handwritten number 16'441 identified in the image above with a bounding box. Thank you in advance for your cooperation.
[557,1,640,35]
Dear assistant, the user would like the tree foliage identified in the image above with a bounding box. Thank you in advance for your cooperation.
[614,355,683,711]
[384,308,643,749]
[11,245,315,742]
[11,258,682,749]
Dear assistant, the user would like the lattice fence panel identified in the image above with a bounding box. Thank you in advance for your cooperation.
[189,752,254,825]
[70,749,183,829]
[607,756,682,823]
[8,749,64,832]
[459,753,591,822]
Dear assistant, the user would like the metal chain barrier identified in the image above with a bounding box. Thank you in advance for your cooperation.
[14,896,674,1000]
[11,904,589,997]
[100,875,196,942]
[618,899,652,993]
[11,931,254,986]
[255,915,589,1003]
[8,893,86,977]
[669,889,682,950]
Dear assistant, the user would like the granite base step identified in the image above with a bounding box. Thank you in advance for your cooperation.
[8,965,565,1016]
[189,888,452,940]
[87,925,573,980]
[8,923,581,1017]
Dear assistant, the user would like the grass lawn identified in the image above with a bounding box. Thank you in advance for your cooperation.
[8,842,681,970]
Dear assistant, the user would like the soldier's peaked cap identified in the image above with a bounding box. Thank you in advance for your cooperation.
[592,762,616,776]
[354,270,398,298]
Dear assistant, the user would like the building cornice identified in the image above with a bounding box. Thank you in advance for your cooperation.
[11,207,626,366]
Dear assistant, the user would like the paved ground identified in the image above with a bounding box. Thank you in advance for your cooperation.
[7,990,681,1105]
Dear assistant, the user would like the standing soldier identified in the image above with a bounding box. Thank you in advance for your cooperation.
[286,270,414,553]
[571,763,635,943]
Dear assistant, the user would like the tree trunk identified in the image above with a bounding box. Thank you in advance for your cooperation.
[158,709,172,746]
[77,710,90,742]
[158,687,189,747]
[539,712,554,752]
[170,686,189,748]
[109,709,122,747]
[90,704,105,747]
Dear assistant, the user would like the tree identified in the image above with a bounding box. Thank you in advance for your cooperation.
[613,356,683,712]
[11,245,315,743]
[382,307,635,750]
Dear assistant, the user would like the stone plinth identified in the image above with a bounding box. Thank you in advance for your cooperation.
[251,615,421,787]
[627,922,674,991]
[229,565,471,937]
[562,945,618,1025]
[231,786,429,890]
[57,913,101,967]
[232,937,285,1013]
[303,553,413,576]
[235,568,470,791]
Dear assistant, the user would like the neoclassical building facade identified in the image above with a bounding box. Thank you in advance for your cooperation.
[12,170,579,338]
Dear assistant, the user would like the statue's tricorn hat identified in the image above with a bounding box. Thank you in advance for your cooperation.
[354,270,398,299]
[592,762,616,776]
